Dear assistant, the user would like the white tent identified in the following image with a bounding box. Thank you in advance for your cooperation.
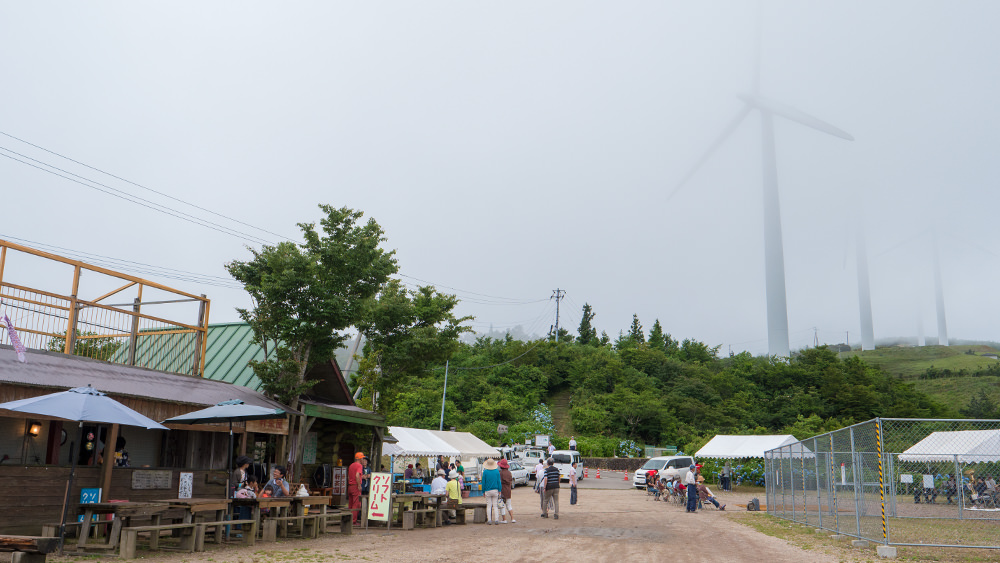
[697,434,804,459]
[383,426,460,457]
[898,430,1000,464]
[429,429,501,458]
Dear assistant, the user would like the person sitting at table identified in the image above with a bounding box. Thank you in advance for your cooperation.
[414,462,425,482]
[404,464,414,479]
[430,469,450,524]
[262,465,290,498]
[231,455,252,496]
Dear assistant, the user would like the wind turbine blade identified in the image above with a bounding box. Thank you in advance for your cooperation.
[666,105,751,202]
[752,0,763,95]
[738,94,854,141]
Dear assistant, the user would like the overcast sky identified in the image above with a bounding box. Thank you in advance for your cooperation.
[2,1,998,356]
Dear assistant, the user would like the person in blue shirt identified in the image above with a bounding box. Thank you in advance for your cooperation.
[481,458,502,524]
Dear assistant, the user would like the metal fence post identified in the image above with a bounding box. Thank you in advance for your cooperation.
[876,418,888,545]
[955,454,963,521]
[850,426,862,539]
[829,433,839,533]
[815,439,823,529]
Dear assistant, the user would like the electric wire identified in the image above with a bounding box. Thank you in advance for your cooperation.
[0,147,274,246]
[0,130,294,241]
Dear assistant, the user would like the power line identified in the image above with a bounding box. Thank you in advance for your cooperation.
[0,130,294,241]
[0,148,274,246]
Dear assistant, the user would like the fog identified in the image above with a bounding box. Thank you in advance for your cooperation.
[1,1,998,356]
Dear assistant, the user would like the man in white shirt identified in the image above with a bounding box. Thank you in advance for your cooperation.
[535,460,552,512]
[431,469,448,495]
[547,443,555,455]
[568,436,577,451]
[684,464,699,513]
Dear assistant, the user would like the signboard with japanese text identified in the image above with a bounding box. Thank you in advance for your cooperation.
[246,418,289,435]
[367,472,392,522]
[332,466,347,495]
[77,488,101,523]
[178,472,193,498]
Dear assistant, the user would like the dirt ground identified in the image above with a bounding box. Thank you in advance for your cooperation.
[41,472,866,563]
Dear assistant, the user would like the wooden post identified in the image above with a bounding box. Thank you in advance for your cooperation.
[64,265,82,355]
[99,424,120,501]
[0,245,7,289]
[191,295,208,376]
[127,297,141,366]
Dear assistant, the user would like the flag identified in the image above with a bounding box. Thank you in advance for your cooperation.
[3,314,26,362]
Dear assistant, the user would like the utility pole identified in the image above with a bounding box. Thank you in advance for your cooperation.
[550,289,566,342]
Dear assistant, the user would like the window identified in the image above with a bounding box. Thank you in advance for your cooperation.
[552,454,573,464]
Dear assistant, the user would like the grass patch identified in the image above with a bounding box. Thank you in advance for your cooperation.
[847,346,1000,380]
[730,512,1000,562]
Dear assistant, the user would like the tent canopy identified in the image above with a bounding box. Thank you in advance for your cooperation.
[383,426,460,457]
[697,434,801,459]
[898,430,1000,464]
[383,426,500,458]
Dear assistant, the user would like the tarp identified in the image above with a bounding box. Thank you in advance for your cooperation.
[697,434,803,459]
[383,426,460,457]
[897,430,1000,464]
[383,426,500,458]
[430,430,501,458]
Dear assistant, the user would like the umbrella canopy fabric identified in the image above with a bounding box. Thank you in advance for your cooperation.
[0,384,167,429]
[697,434,801,459]
[162,399,286,425]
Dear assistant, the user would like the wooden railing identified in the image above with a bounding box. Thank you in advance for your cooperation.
[0,239,210,376]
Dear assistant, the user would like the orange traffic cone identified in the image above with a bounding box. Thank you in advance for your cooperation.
[596,468,601,479]
[624,472,628,481]
[584,468,589,478]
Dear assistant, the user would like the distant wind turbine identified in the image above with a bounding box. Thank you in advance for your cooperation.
[668,30,854,358]
[855,223,875,350]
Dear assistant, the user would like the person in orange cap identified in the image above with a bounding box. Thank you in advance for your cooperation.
[348,452,368,525]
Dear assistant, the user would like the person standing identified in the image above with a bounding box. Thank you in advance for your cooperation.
[348,453,367,525]
[482,458,502,524]
[569,461,578,505]
[534,459,549,512]
[541,458,561,519]
[721,462,732,492]
[498,459,516,524]
[444,470,463,525]
[684,464,698,513]
[547,442,555,455]
[568,436,577,451]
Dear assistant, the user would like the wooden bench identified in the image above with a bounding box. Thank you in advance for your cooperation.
[322,510,353,535]
[119,523,200,560]
[261,514,320,542]
[0,535,59,563]
[461,502,487,524]
[40,522,83,539]
[401,508,437,530]
[194,519,257,549]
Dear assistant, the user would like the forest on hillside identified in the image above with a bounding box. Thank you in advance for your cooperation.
[352,303,951,456]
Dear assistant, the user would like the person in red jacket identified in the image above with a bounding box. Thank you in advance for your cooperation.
[348,452,368,525]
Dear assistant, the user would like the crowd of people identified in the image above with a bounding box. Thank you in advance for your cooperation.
[648,463,726,512]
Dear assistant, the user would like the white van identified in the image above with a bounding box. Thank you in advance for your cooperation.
[550,450,585,481]
[632,455,695,489]
[518,448,549,477]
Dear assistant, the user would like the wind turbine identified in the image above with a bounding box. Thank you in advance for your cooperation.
[855,222,875,350]
[669,21,853,358]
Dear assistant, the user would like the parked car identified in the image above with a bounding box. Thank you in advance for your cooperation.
[632,455,695,489]
[508,461,530,487]
[550,450,585,481]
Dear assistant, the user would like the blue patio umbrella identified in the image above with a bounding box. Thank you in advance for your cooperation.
[0,384,169,552]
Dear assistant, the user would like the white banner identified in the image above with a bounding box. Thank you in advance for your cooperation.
[367,472,393,522]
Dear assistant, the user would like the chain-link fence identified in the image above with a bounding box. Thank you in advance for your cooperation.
[765,418,1000,549]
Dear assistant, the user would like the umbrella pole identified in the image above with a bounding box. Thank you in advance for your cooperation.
[58,424,83,555]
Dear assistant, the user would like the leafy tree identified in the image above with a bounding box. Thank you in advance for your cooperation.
[648,319,666,351]
[961,389,999,419]
[577,303,598,346]
[226,204,397,478]
[356,279,472,414]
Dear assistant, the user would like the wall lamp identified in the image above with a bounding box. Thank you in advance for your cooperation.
[28,421,42,437]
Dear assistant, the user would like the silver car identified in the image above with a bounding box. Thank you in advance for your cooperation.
[508,461,531,487]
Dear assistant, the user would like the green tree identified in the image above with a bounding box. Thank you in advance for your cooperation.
[577,303,598,346]
[628,314,644,343]
[961,389,999,419]
[356,279,472,413]
[648,319,666,351]
[226,204,397,477]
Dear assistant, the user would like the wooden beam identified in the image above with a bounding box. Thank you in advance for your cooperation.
[99,424,119,501]
[90,281,136,304]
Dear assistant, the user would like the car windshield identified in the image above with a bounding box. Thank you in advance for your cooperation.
[641,460,665,470]
[552,454,572,464]
[511,463,521,470]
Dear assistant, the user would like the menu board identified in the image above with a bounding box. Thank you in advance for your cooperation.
[178,472,194,499]
[332,466,347,495]
[132,470,173,490]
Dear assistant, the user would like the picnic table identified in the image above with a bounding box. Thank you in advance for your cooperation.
[231,497,292,541]
[152,498,230,524]
[76,502,170,551]
[0,535,59,563]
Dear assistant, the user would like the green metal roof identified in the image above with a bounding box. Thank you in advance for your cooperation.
[202,322,270,391]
